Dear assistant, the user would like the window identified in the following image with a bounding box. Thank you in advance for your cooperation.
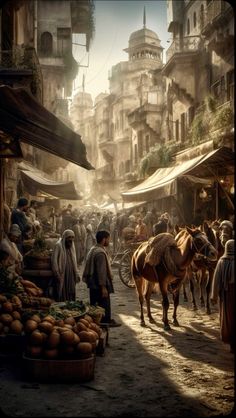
[40,32,53,56]
[200,4,204,28]
[226,70,234,102]
[187,18,190,35]
[138,131,143,158]
[181,113,185,142]
[125,160,130,173]
[57,28,71,56]
[145,135,150,153]
[188,106,195,125]
[134,144,138,164]
[175,119,179,141]
[193,12,197,28]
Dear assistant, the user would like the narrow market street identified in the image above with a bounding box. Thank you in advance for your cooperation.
[0,266,234,418]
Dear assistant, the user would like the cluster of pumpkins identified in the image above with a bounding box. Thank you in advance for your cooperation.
[24,314,102,360]
[0,293,102,360]
[0,294,23,336]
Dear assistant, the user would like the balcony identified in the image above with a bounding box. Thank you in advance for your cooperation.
[0,46,43,102]
[165,36,203,63]
[70,0,95,51]
[201,0,233,35]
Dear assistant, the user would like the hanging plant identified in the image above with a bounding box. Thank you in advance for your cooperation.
[205,94,217,113]
[211,104,233,130]
[139,144,171,177]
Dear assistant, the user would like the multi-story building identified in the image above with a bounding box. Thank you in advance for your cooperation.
[72,15,166,202]
[0,0,94,231]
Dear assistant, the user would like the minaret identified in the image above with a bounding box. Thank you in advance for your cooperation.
[143,6,146,28]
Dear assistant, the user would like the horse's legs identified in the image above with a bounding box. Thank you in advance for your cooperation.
[199,269,207,307]
[205,269,213,315]
[159,280,170,330]
[189,272,198,310]
[145,281,156,323]
[183,282,188,302]
[172,289,180,326]
[134,277,146,326]
[131,256,146,327]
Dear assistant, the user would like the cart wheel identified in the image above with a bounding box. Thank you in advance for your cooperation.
[118,250,135,288]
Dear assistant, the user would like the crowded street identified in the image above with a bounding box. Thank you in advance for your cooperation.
[0,1,234,417]
[0,266,234,417]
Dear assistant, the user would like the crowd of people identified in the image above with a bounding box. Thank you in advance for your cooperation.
[0,197,234,341]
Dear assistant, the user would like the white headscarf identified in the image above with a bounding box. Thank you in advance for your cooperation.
[51,229,78,281]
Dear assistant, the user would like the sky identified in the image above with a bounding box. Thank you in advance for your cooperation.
[72,0,169,101]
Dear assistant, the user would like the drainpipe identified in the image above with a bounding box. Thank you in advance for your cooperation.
[34,0,37,51]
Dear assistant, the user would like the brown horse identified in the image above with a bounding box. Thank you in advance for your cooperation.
[184,221,225,314]
[131,226,218,330]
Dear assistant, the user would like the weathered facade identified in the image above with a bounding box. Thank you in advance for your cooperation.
[0,0,94,238]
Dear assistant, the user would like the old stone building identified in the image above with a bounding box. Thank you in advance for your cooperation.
[0,0,94,233]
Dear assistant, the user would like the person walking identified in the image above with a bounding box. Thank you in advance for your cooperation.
[135,218,148,241]
[72,216,87,266]
[51,229,80,302]
[82,230,121,327]
[211,239,234,353]
[85,224,96,258]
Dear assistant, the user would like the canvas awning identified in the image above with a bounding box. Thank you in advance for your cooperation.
[20,170,81,200]
[122,147,234,202]
[0,85,94,169]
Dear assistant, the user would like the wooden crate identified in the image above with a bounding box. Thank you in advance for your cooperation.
[22,354,96,383]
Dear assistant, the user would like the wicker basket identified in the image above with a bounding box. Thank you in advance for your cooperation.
[22,354,96,382]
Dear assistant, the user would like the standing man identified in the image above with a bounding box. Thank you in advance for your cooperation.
[11,197,29,234]
[11,197,30,254]
[211,239,234,353]
[82,230,121,327]
[219,220,234,247]
[51,229,80,301]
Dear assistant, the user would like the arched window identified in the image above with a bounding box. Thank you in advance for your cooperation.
[40,32,53,56]
[187,18,190,35]
[193,12,197,28]
[200,4,204,27]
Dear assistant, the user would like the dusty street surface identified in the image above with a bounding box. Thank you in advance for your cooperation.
[0,268,234,418]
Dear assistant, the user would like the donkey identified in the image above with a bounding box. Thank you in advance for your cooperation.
[131,226,218,330]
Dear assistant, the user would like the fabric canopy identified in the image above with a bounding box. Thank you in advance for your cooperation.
[20,170,81,200]
[0,85,93,170]
[122,147,234,202]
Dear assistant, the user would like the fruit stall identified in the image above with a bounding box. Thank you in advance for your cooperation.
[22,236,55,298]
[0,272,107,382]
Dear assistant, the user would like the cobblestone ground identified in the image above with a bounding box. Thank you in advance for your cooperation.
[0,267,234,417]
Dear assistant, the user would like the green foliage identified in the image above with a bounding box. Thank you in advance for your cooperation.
[139,144,171,177]
[188,96,233,145]
[205,94,217,113]
[211,104,233,130]
[190,112,207,145]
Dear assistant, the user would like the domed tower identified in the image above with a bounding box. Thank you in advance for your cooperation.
[124,7,163,68]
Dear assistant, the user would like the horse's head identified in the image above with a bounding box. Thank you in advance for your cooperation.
[186,226,218,261]
[201,221,217,248]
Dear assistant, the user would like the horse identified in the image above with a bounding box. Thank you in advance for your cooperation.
[184,221,225,314]
[131,226,218,330]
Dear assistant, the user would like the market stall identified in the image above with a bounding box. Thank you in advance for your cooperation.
[0,267,108,382]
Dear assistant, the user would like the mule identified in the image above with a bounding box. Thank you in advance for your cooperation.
[131,226,218,330]
[184,221,225,314]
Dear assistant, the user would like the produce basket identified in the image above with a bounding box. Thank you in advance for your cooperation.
[22,353,96,382]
